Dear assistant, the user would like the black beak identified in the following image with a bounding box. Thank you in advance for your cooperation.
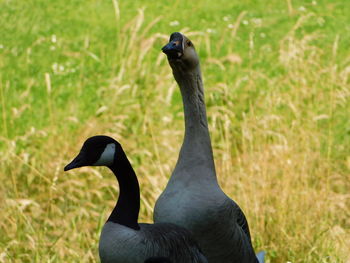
[64,151,86,171]
[162,32,184,60]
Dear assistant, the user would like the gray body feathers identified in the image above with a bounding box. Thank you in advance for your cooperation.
[155,189,257,263]
[99,222,208,263]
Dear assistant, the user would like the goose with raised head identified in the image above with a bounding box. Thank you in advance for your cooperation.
[154,32,263,263]
[64,135,208,263]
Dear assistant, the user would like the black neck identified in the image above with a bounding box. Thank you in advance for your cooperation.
[107,149,140,230]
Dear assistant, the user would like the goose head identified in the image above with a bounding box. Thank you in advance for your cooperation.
[162,32,199,70]
[64,135,119,171]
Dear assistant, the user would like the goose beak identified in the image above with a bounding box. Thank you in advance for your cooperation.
[162,32,184,60]
[64,151,87,171]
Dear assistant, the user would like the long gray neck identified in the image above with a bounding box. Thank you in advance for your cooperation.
[171,64,217,183]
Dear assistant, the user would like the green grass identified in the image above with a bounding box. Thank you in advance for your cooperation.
[1,0,349,262]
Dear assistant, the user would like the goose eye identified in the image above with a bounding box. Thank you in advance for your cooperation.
[187,41,192,46]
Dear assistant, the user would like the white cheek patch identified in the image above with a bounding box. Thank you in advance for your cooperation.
[94,143,116,166]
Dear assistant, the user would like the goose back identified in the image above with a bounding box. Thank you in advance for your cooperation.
[100,222,207,263]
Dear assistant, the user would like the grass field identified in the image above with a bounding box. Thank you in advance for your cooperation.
[1,0,349,262]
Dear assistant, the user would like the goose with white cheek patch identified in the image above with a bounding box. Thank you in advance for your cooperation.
[154,32,265,263]
[64,135,207,263]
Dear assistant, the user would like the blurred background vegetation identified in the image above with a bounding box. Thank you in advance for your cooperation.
[0,0,349,262]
